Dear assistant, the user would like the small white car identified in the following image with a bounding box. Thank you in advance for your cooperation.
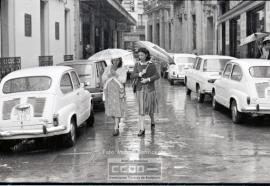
[168,53,196,85]
[212,59,270,123]
[185,55,235,103]
[58,60,107,108]
[0,66,94,149]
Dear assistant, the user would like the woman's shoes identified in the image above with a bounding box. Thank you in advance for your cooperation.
[113,129,119,136]
[137,129,145,137]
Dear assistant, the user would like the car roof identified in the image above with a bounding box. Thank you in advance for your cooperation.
[229,58,270,68]
[197,55,236,59]
[170,53,197,58]
[2,66,73,80]
[58,59,105,66]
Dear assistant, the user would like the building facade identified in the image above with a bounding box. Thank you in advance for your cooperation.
[144,0,174,52]
[0,0,135,79]
[122,0,146,50]
[217,0,270,58]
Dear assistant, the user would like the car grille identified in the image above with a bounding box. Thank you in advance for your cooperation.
[2,98,20,120]
[27,97,46,117]
[255,82,270,98]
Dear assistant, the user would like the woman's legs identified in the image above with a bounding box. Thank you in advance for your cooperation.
[149,113,155,128]
[138,115,145,136]
[113,117,120,136]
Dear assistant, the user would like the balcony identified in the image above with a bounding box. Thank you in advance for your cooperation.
[64,55,74,61]
[0,57,21,79]
[39,56,53,66]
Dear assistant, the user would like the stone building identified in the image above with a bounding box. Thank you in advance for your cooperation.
[0,0,135,78]
[216,0,270,58]
[144,0,217,55]
[121,0,147,50]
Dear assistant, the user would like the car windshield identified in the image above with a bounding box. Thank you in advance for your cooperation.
[174,57,195,64]
[3,76,52,94]
[249,66,270,78]
[68,64,92,78]
[204,59,231,72]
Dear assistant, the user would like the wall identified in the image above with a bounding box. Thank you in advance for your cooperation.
[14,0,41,68]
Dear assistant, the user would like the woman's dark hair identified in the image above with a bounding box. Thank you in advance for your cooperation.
[138,47,151,61]
[111,57,123,68]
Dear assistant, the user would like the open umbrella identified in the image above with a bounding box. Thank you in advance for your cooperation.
[135,41,174,64]
[239,32,270,46]
[88,48,132,61]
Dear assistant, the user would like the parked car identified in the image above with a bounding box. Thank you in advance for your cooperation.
[212,59,270,123]
[58,59,107,109]
[168,53,196,85]
[0,66,94,149]
[185,55,235,103]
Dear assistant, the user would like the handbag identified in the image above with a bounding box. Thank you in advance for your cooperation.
[132,63,150,93]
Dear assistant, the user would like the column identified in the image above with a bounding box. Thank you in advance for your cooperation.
[225,20,230,56]
[265,1,270,32]
[152,12,157,44]
[240,13,247,58]
[160,9,165,49]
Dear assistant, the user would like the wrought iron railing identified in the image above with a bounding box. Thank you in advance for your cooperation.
[39,56,53,66]
[0,57,21,79]
[64,55,73,61]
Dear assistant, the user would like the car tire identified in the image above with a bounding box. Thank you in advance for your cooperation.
[64,118,77,147]
[170,79,174,85]
[196,86,205,103]
[86,110,95,127]
[231,100,242,124]
[212,92,220,110]
[186,87,191,96]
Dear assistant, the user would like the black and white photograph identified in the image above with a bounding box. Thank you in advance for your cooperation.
[0,0,270,185]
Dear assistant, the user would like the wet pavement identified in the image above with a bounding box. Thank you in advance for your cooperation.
[1,78,270,183]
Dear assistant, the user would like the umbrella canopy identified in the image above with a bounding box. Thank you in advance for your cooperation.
[135,41,174,64]
[239,32,270,46]
[88,48,132,61]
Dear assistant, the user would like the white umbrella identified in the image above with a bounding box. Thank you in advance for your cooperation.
[239,32,270,46]
[88,48,132,61]
[135,41,174,64]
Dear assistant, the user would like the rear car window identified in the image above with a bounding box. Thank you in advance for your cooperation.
[174,57,196,64]
[203,59,231,72]
[68,64,92,78]
[249,66,270,78]
[3,76,52,94]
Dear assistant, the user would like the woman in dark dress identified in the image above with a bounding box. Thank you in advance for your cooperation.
[131,48,160,136]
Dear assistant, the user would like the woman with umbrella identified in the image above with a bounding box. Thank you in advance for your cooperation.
[102,57,128,136]
[131,47,160,137]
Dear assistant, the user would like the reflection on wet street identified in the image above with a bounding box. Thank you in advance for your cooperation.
[1,79,270,183]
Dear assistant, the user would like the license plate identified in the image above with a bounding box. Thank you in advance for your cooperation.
[14,109,31,121]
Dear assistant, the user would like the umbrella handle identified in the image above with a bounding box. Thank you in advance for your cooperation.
[255,40,263,56]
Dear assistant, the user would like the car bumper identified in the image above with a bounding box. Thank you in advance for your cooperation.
[170,75,185,81]
[241,105,270,114]
[0,125,67,139]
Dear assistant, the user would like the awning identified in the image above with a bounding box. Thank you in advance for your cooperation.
[80,0,136,26]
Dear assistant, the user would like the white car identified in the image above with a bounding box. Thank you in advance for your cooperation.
[0,66,94,149]
[185,55,235,103]
[212,59,270,123]
[168,53,196,85]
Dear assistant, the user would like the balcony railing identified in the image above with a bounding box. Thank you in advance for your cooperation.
[64,55,73,61]
[0,57,21,79]
[39,56,53,66]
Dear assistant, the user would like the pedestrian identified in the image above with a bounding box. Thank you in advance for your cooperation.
[102,57,128,136]
[84,44,93,59]
[258,36,270,59]
[131,47,160,137]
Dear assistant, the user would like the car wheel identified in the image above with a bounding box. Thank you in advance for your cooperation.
[170,79,174,85]
[231,100,242,124]
[196,86,205,103]
[86,110,95,127]
[64,118,77,147]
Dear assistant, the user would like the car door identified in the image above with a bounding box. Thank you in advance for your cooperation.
[59,72,77,118]
[192,58,202,92]
[216,63,233,107]
[229,64,244,107]
[186,57,198,89]
[70,71,89,125]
